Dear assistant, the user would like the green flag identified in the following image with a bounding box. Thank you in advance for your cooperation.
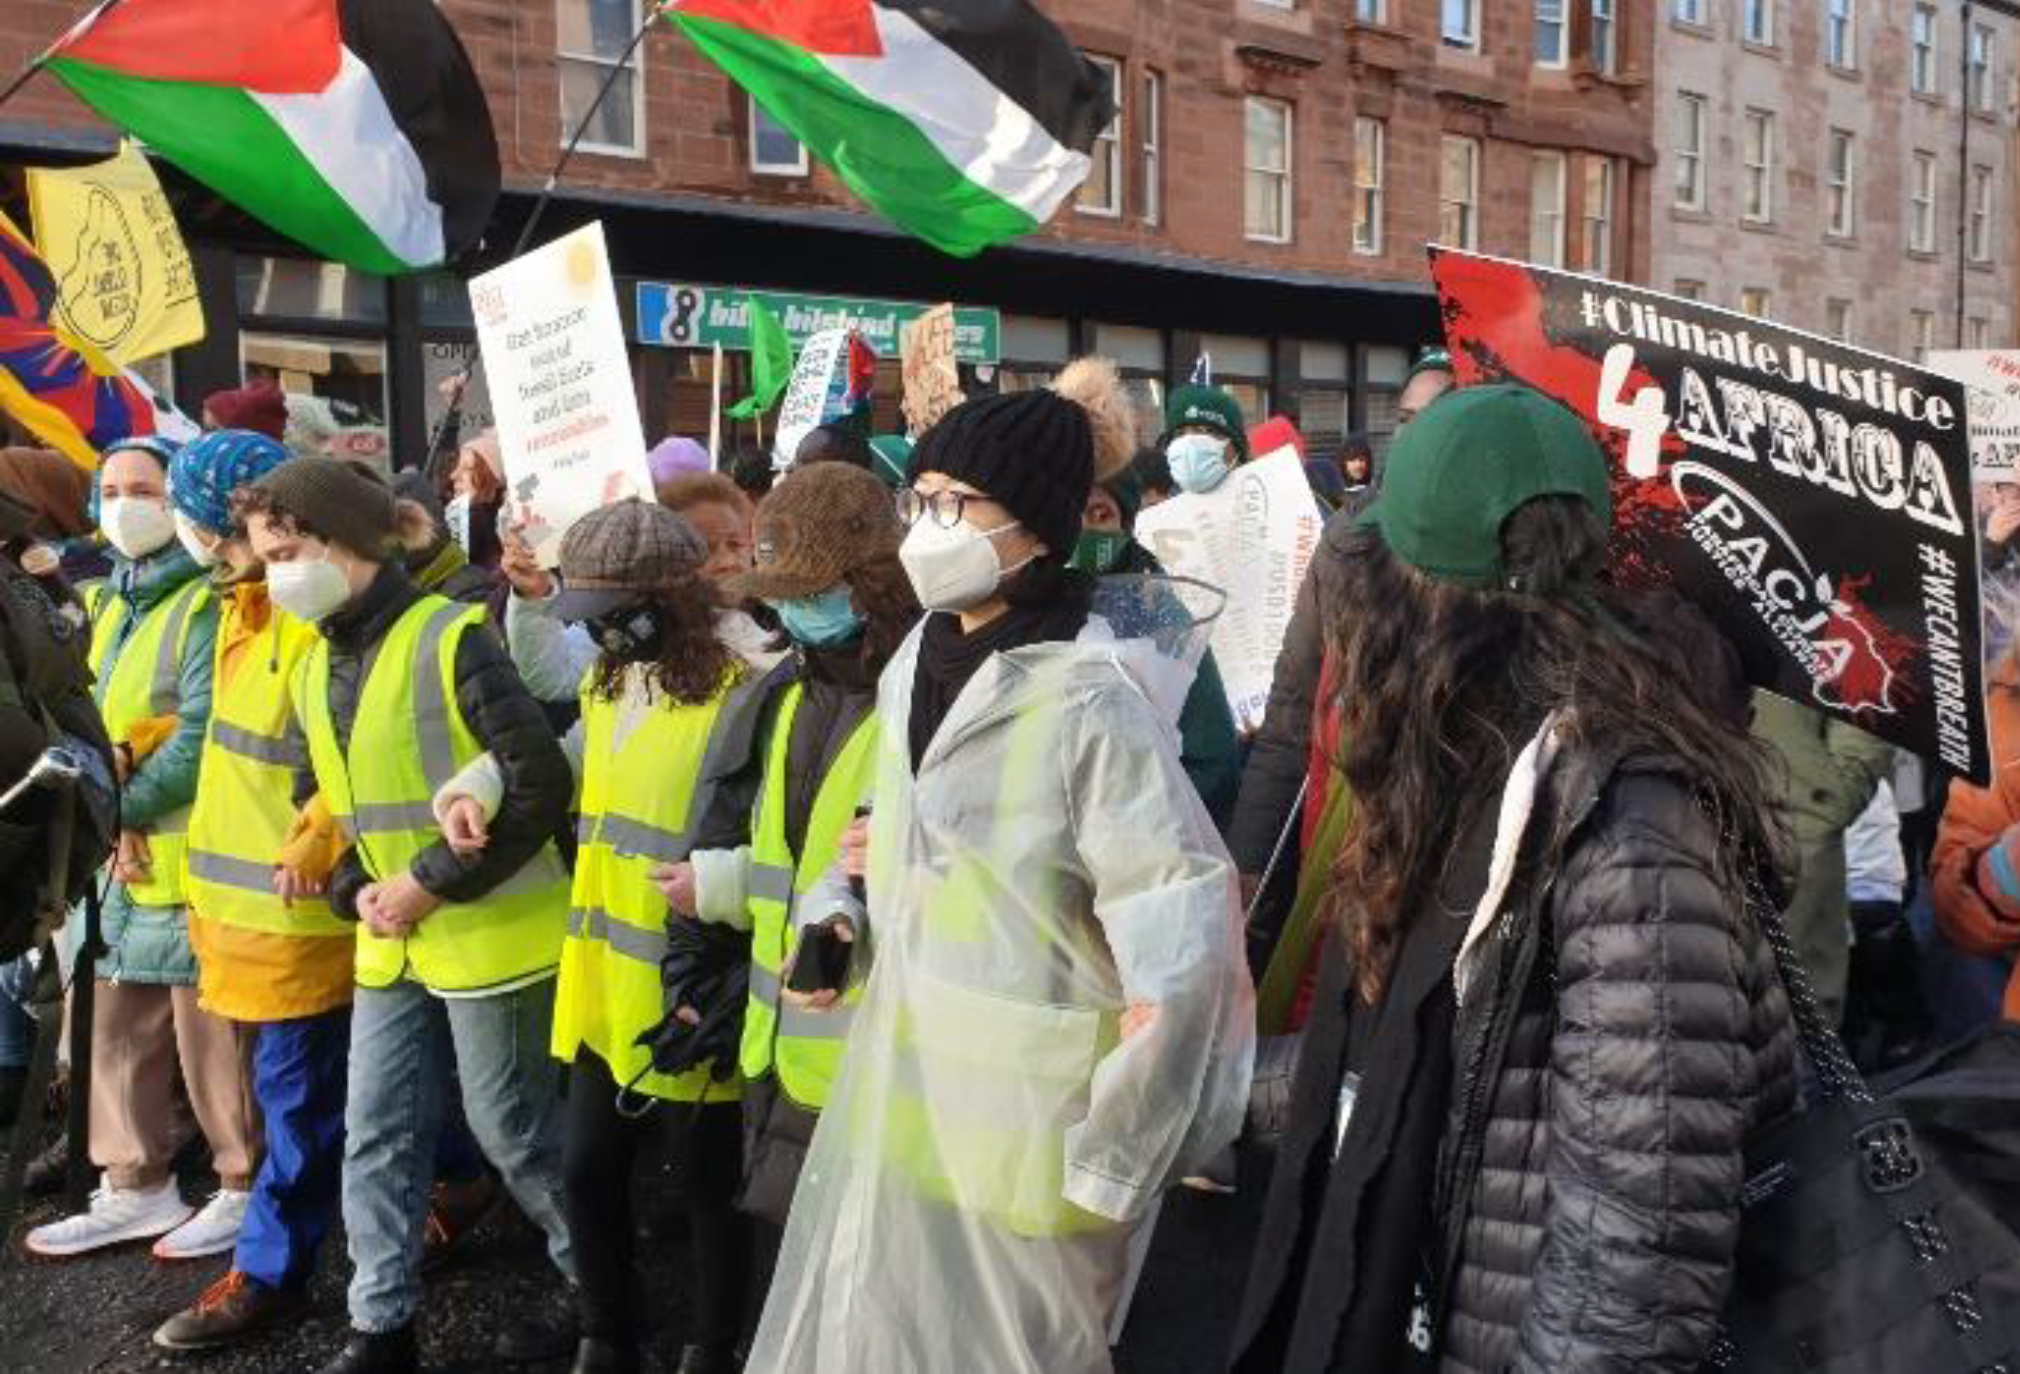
[727,295,792,419]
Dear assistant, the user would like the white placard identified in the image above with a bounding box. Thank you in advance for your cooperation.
[771,328,849,471]
[1134,447,1323,732]
[468,222,650,565]
[1929,350,2020,481]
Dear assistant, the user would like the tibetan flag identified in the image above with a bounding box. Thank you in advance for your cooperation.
[43,0,501,275]
[0,211,182,472]
[668,0,1114,258]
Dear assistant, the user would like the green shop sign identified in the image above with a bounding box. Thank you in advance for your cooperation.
[636,282,1000,365]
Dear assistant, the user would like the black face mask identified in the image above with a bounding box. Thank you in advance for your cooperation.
[586,603,667,664]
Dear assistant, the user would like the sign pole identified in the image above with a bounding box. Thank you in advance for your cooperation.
[708,342,723,470]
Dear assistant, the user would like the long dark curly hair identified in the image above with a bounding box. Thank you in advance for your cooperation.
[841,552,922,674]
[1323,496,1787,1004]
[586,568,738,707]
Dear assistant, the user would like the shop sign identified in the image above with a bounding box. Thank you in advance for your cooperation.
[636,282,1000,365]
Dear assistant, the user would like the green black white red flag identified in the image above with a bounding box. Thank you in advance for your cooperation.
[668,0,1115,258]
[44,0,501,275]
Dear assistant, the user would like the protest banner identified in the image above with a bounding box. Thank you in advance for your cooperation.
[771,328,877,470]
[1135,447,1323,732]
[1931,350,2020,662]
[28,143,204,366]
[901,304,963,437]
[468,223,649,565]
[1431,247,1990,780]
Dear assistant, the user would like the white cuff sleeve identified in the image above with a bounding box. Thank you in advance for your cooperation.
[432,753,505,825]
[691,846,753,930]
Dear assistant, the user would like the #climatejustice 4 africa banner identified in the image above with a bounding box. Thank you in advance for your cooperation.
[1430,248,1990,783]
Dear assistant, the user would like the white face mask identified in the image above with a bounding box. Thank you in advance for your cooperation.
[899,516,1027,614]
[267,554,353,623]
[173,511,220,569]
[1166,433,1232,495]
[444,494,474,553]
[100,496,175,560]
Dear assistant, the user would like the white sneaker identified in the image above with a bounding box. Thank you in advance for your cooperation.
[152,1188,251,1260]
[24,1180,194,1257]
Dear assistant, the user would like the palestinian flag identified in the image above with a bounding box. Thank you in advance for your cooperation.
[669,0,1114,258]
[43,0,500,275]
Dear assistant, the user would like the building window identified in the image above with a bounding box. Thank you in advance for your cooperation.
[557,0,645,156]
[1076,56,1122,216]
[1740,287,1771,319]
[1825,128,1855,237]
[1356,0,1386,20]
[1533,0,1567,65]
[1530,152,1567,265]
[1971,164,1995,261]
[1970,316,1992,349]
[1443,0,1479,50]
[1970,24,1996,113]
[1674,92,1706,210]
[1911,309,1936,361]
[1583,156,1614,275]
[1743,0,1774,46]
[1244,98,1293,244]
[1825,0,1856,70]
[1911,150,1938,253]
[1675,278,1706,300]
[1674,0,1705,22]
[749,96,807,176]
[1912,4,1939,95]
[1440,135,1481,249]
[1141,70,1162,226]
[1591,0,1617,74]
[1353,116,1385,255]
[1743,110,1774,223]
[1827,298,1853,342]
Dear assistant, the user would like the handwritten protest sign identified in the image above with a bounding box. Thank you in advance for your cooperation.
[771,328,876,470]
[901,304,962,436]
[1432,248,1989,780]
[1135,447,1323,732]
[469,223,648,565]
[1931,350,2020,663]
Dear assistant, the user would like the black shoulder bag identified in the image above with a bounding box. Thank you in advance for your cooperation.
[1716,874,2020,1373]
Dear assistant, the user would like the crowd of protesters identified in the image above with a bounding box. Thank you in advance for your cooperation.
[0,347,2013,1374]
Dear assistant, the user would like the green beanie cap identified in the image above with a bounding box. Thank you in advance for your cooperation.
[1160,385,1248,458]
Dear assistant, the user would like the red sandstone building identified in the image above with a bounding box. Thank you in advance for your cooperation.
[0,1,1657,460]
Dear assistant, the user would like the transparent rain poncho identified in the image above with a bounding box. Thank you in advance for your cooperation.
[750,576,1255,1374]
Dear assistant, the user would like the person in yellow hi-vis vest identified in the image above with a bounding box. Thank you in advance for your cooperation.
[749,364,1254,1374]
[434,499,785,1374]
[237,460,576,1374]
[27,435,264,1265]
[660,461,919,1311]
[135,431,358,1353]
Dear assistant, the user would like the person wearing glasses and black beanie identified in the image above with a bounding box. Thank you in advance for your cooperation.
[746,360,1254,1374]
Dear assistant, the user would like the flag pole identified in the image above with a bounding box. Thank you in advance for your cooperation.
[0,0,126,113]
[424,0,670,482]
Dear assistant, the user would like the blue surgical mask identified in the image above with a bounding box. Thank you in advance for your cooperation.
[772,586,864,648]
[1167,433,1232,494]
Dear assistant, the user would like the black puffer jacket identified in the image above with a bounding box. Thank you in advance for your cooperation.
[322,564,571,917]
[1435,750,1798,1373]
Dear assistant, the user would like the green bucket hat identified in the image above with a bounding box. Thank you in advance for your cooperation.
[1159,385,1248,459]
[1358,382,1611,589]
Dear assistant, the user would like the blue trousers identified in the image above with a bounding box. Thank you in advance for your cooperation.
[235,1007,352,1291]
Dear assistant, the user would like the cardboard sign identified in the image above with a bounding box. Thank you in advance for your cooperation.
[1432,248,1989,780]
[1134,447,1324,732]
[901,303,962,437]
[468,223,650,565]
[1931,351,2020,664]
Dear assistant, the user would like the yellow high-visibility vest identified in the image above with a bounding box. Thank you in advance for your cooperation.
[86,577,212,908]
[297,595,568,992]
[739,683,878,1110]
[556,668,761,1102]
[185,601,348,939]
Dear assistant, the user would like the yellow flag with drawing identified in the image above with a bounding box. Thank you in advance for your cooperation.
[27,142,204,366]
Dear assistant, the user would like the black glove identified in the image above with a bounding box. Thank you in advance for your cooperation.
[634,917,750,1082]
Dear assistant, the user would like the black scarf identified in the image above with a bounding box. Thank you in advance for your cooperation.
[907,597,1086,772]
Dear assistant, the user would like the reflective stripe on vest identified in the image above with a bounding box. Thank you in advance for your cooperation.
[186,604,348,939]
[738,683,879,1108]
[299,594,568,992]
[555,669,764,1103]
[87,576,211,907]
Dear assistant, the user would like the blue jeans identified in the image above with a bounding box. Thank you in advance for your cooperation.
[238,1007,351,1291]
[343,977,572,1333]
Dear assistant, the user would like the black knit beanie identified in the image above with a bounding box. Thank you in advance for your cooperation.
[907,390,1093,557]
